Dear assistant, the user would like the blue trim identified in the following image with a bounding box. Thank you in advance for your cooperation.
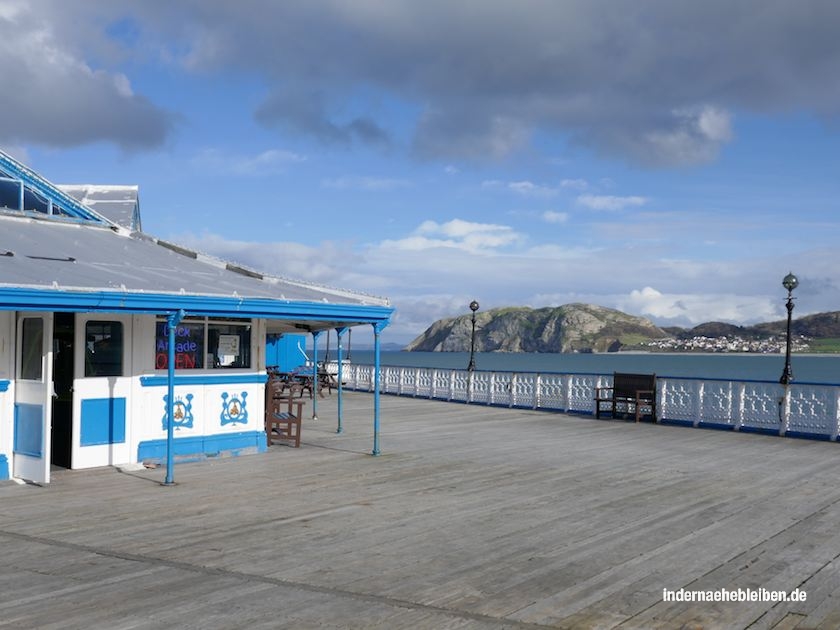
[785,430,832,441]
[696,421,736,431]
[0,454,8,480]
[736,425,781,436]
[0,287,394,326]
[141,373,269,387]
[659,418,694,427]
[13,403,43,457]
[80,398,127,446]
[0,380,9,393]
[137,430,267,463]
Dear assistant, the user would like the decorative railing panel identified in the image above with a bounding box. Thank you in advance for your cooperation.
[659,379,697,424]
[341,364,840,443]
[699,381,737,427]
[786,386,838,437]
[740,383,783,433]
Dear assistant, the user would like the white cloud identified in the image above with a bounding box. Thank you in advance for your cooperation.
[560,178,588,190]
[482,179,559,197]
[382,218,523,253]
[508,181,559,197]
[542,210,569,224]
[644,106,733,166]
[321,176,411,191]
[577,194,648,211]
[192,148,306,176]
[0,4,172,149]
[621,286,778,325]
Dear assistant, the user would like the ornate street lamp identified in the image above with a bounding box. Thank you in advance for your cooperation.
[467,300,479,371]
[779,272,798,385]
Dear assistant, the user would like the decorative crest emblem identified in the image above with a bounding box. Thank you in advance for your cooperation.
[221,391,249,426]
[161,393,194,430]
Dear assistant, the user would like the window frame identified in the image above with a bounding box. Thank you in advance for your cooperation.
[154,316,253,372]
[84,320,125,377]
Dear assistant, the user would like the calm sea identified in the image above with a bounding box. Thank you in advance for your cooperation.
[347,351,840,385]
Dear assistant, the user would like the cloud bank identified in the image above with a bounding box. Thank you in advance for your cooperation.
[8,1,840,165]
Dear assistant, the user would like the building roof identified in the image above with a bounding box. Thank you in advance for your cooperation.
[0,212,391,332]
[58,184,141,231]
[0,150,392,333]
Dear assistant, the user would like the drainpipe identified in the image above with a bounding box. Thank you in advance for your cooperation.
[335,326,348,434]
[163,309,185,486]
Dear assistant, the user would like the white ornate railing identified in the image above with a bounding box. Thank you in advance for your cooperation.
[341,365,840,441]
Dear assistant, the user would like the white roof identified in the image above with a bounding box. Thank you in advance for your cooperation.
[0,212,388,307]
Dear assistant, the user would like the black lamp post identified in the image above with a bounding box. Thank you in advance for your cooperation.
[779,272,798,385]
[467,300,479,371]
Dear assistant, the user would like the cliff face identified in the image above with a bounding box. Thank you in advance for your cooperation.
[405,303,669,353]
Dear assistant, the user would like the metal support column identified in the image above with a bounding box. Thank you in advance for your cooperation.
[372,322,387,456]
[335,326,348,434]
[311,330,322,420]
[163,309,185,486]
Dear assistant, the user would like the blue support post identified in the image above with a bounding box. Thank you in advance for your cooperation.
[164,309,186,486]
[372,322,386,456]
[311,330,322,420]
[335,327,348,434]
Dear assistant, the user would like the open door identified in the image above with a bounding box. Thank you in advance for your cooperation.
[13,312,54,484]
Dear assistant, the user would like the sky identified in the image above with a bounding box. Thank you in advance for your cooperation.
[2,1,840,345]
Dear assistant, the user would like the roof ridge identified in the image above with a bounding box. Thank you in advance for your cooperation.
[149,235,390,306]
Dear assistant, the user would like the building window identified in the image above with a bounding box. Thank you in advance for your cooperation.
[85,321,124,377]
[155,317,251,370]
[19,318,44,380]
[208,321,252,368]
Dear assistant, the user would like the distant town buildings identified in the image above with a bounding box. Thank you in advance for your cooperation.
[646,335,810,353]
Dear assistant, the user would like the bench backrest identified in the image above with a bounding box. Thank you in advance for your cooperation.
[612,372,656,399]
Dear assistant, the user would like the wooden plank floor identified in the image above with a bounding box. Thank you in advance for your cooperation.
[3,392,840,629]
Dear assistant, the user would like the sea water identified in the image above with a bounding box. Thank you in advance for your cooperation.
[347,351,840,385]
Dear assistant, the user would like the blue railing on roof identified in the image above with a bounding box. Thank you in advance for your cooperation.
[0,151,109,224]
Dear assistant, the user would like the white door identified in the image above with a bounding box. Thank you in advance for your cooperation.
[72,315,132,468]
[13,312,54,484]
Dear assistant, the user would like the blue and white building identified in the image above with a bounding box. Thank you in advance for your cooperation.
[0,150,393,484]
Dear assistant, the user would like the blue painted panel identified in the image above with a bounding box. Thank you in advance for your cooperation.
[0,454,8,479]
[266,334,307,372]
[0,380,9,393]
[80,398,127,446]
[140,373,268,387]
[13,403,43,457]
[137,430,266,462]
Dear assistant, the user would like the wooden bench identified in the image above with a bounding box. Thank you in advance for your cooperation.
[595,372,657,423]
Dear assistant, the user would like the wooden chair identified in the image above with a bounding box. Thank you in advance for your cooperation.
[265,377,305,447]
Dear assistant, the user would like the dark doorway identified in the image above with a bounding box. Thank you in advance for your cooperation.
[51,312,74,468]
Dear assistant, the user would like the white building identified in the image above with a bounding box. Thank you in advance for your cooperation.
[0,150,393,484]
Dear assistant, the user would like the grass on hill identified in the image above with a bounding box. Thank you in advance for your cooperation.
[803,338,840,353]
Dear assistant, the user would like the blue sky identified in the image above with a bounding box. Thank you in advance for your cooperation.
[3,1,840,345]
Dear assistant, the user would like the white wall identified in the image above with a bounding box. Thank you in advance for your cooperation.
[0,311,13,470]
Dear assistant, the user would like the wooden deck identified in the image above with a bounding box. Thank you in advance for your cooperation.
[3,393,840,629]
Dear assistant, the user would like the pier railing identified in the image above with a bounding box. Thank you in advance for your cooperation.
[341,364,840,441]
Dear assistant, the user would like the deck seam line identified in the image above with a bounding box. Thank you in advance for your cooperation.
[0,528,555,629]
